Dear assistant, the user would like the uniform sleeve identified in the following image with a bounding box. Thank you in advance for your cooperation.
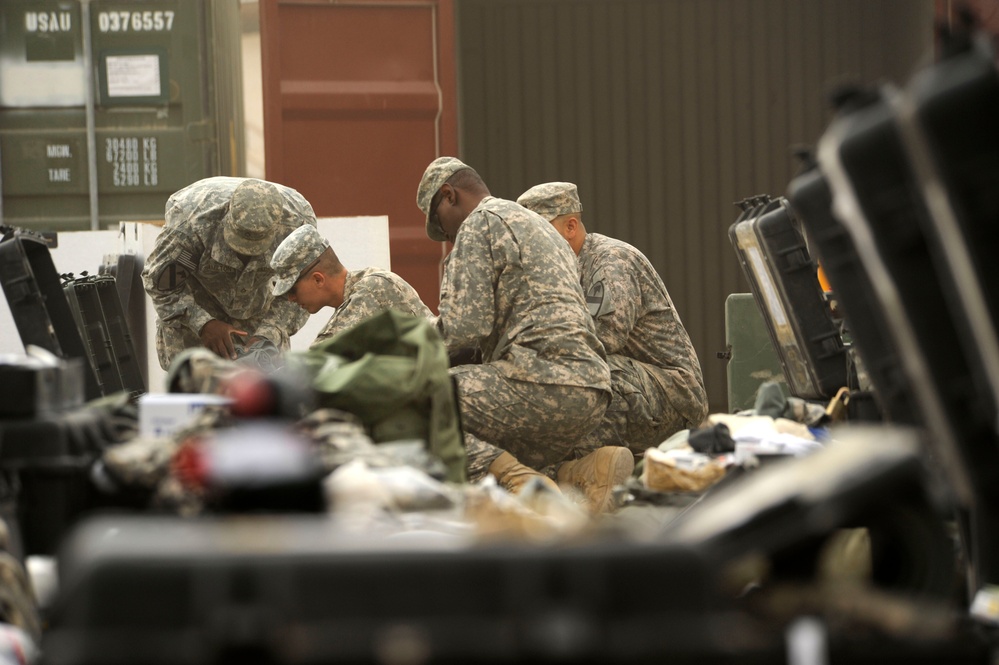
[141,227,214,335]
[253,296,309,347]
[437,214,499,351]
[588,257,641,355]
[376,282,432,319]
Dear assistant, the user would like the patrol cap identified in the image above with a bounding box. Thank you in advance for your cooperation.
[417,156,471,242]
[225,179,283,256]
[516,182,582,222]
[270,224,330,296]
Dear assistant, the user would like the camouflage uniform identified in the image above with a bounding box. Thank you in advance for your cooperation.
[574,232,709,452]
[142,177,316,370]
[312,268,434,347]
[270,224,434,348]
[418,159,611,479]
[518,182,708,455]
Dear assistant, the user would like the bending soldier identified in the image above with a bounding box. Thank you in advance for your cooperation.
[142,177,317,370]
[270,224,434,346]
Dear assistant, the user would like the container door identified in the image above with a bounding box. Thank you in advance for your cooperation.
[260,0,457,310]
[0,0,244,231]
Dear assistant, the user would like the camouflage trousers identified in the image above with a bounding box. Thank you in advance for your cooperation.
[452,363,610,481]
[155,314,285,371]
[576,354,709,457]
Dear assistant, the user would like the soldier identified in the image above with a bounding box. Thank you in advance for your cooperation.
[142,177,316,370]
[417,157,634,513]
[517,182,709,455]
[270,224,434,346]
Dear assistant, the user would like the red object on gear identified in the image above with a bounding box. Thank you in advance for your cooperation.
[173,437,208,489]
[224,370,277,418]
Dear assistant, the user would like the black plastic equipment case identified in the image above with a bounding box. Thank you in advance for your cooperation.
[0,354,86,419]
[0,230,101,401]
[787,162,921,426]
[898,32,999,416]
[44,515,769,665]
[44,437,994,665]
[0,410,113,558]
[665,425,956,598]
[99,253,147,387]
[816,83,999,596]
[663,424,990,663]
[63,275,145,398]
[729,195,850,400]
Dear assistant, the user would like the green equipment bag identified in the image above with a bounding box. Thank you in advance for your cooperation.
[288,310,466,483]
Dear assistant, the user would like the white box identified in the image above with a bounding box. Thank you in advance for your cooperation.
[138,393,232,439]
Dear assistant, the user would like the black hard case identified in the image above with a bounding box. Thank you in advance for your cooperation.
[0,355,85,419]
[44,515,752,665]
[816,84,999,593]
[43,437,991,665]
[904,35,999,345]
[0,411,113,557]
[63,275,145,398]
[787,165,920,426]
[665,426,955,598]
[99,253,147,388]
[729,197,850,400]
[0,232,101,401]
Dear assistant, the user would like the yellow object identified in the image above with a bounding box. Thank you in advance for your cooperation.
[817,263,832,292]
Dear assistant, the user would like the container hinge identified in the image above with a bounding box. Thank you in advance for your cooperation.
[185,120,216,143]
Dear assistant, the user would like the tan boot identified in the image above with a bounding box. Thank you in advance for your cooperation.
[488,452,561,496]
[557,447,634,514]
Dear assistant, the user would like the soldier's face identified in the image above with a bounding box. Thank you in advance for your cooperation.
[287,273,324,314]
[434,185,465,243]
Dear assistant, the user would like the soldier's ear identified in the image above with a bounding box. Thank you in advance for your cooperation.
[564,216,579,236]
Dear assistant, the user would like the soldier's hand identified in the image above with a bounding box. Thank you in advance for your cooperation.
[200,320,248,360]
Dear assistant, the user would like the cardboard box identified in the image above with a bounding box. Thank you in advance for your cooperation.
[138,393,232,439]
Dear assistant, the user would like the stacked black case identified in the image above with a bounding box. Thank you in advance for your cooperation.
[817,75,999,594]
[729,196,851,401]
[787,164,920,426]
[63,275,145,398]
[0,231,101,401]
[44,516,757,665]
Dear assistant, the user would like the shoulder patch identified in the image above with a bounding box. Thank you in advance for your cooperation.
[154,263,191,291]
[586,280,608,318]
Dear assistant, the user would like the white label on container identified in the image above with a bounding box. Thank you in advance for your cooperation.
[105,54,160,97]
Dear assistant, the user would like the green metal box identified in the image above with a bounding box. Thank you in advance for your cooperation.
[724,293,787,413]
[0,0,244,231]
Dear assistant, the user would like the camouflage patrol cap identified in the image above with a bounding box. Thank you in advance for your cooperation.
[516,182,583,221]
[417,156,470,241]
[225,179,283,256]
[270,224,330,296]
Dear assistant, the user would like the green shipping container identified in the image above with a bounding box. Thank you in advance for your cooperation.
[0,0,244,231]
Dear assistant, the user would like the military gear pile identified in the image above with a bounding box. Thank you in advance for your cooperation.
[288,309,467,484]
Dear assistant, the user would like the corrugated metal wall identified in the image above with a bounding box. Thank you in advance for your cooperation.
[456,0,934,412]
